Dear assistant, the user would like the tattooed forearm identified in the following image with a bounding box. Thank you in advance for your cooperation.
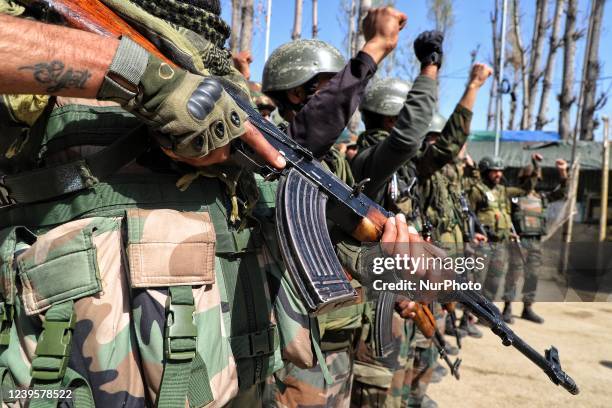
[18,60,92,93]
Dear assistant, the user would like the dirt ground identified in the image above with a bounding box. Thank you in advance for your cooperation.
[428,302,612,408]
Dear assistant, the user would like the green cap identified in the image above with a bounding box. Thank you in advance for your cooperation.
[360,77,412,116]
[262,39,346,93]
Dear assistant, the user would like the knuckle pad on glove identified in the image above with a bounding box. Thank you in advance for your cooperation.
[187,78,223,120]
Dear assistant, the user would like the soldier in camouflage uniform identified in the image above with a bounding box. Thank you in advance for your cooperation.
[505,154,568,323]
[0,1,324,406]
[467,154,566,323]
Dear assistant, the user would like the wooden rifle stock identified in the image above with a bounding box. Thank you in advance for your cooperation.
[413,303,436,339]
[17,0,172,63]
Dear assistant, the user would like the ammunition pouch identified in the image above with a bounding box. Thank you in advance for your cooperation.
[511,196,546,236]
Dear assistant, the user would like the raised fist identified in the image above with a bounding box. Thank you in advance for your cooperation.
[556,158,568,178]
[532,153,544,162]
[468,63,493,88]
[413,30,444,69]
[362,7,408,64]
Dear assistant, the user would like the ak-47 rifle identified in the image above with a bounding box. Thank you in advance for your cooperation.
[29,0,579,394]
[375,294,460,380]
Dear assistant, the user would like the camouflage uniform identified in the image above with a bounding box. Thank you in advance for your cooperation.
[505,162,567,304]
[0,2,316,406]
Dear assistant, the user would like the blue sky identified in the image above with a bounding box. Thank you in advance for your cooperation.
[220,0,611,139]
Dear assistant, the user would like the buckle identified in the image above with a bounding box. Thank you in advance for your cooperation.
[31,311,76,381]
[165,302,197,361]
[249,328,274,356]
[0,302,12,346]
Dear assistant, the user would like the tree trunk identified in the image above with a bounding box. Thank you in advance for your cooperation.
[508,71,520,130]
[347,0,357,56]
[312,0,318,38]
[525,0,548,129]
[579,0,606,141]
[512,0,529,130]
[347,0,371,134]
[230,0,242,53]
[487,0,501,130]
[354,0,372,54]
[559,0,578,142]
[536,0,564,130]
[239,0,254,52]
[292,0,303,40]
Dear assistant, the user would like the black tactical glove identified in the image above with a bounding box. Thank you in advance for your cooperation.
[97,37,246,159]
[413,30,444,69]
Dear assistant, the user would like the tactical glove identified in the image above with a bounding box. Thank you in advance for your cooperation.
[413,30,444,69]
[97,37,246,159]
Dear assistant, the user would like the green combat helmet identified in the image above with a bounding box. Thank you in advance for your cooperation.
[479,155,505,173]
[360,77,412,116]
[262,39,346,92]
[428,112,447,134]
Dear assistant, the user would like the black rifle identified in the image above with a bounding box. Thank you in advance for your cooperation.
[433,327,461,380]
[444,303,461,349]
[448,287,579,395]
[373,291,397,359]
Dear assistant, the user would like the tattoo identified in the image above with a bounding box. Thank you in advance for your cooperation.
[19,60,91,93]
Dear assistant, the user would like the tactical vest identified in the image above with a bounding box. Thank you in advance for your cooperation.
[422,163,465,243]
[511,194,547,236]
[0,100,320,407]
[475,182,512,240]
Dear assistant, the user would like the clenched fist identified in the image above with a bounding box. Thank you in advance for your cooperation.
[468,63,493,88]
[232,50,253,80]
[556,158,569,179]
[361,7,408,64]
[414,30,444,69]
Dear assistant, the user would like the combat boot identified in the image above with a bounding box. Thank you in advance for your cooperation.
[502,301,514,324]
[445,314,467,338]
[430,363,448,383]
[521,302,544,323]
[459,313,483,338]
[422,395,439,408]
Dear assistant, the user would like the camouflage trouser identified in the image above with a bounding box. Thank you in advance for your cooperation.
[504,236,542,303]
[482,243,510,301]
[351,313,412,408]
[402,303,442,407]
[403,338,436,407]
[263,348,354,407]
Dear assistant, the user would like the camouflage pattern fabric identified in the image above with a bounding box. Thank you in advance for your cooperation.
[263,349,354,408]
[505,236,542,303]
[481,243,511,301]
[351,311,413,408]
[404,343,437,408]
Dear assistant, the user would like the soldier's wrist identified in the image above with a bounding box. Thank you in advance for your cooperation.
[97,36,150,104]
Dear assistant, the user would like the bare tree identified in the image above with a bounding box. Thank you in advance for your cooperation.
[578,0,607,141]
[239,0,254,52]
[525,0,548,129]
[559,0,579,142]
[354,0,372,55]
[427,0,454,35]
[292,0,303,40]
[511,0,529,130]
[230,0,242,53]
[507,10,523,130]
[536,0,564,130]
[312,0,318,38]
[487,0,501,130]
[347,0,357,56]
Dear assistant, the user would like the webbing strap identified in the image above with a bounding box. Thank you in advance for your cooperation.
[311,318,333,385]
[0,367,17,403]
[2,126,148,204]
[229,325,279,359]
[29,300,94,408]
[158,286,213,408]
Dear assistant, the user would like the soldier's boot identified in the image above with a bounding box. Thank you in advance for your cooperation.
[521,302,544,324]
[444,342,459,356]
[444,314,466,339]
[459,312,483,338]
[502,302,514,324]
[430,363,448,383]
[421,395,439,408]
